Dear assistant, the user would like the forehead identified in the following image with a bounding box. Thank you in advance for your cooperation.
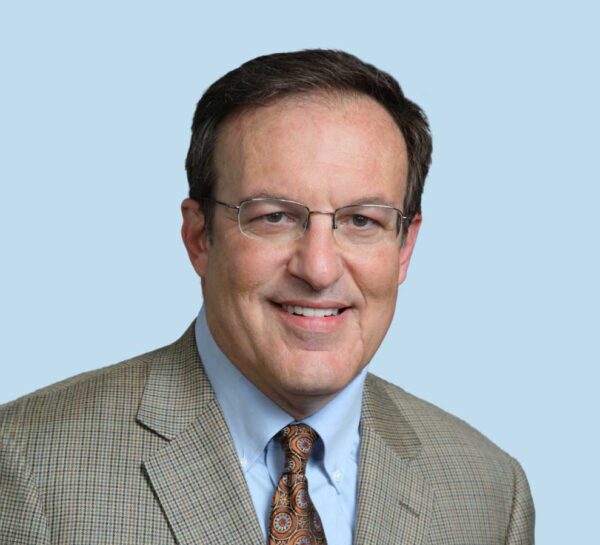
[214,93,408,205]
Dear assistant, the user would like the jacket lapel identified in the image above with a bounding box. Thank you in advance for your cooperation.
[354,374,434,545]
[137,324,264,545]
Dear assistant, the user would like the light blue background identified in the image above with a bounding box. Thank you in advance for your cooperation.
[1,1,598,543]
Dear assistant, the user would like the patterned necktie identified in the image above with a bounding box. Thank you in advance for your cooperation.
[268,424,328,545]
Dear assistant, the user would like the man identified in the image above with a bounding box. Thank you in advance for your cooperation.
[0,50,534,544]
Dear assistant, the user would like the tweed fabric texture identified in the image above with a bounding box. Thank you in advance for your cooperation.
[269,424,327,545]
[0,322,534,544]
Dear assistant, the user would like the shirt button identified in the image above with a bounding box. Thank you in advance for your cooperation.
[240,457,248,469]
[333,469,343,483]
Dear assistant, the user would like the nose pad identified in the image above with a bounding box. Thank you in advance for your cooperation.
[331,213,338,231]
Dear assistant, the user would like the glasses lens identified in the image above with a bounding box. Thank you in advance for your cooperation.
[334,205,400,245]
[239,199,308,240]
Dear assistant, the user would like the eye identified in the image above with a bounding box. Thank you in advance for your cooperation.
[350,214,375,228]
[255,211,300,225]
[263,212,285,223]
[343,213,380,230]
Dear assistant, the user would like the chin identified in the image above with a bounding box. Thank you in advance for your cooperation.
[279,358,358,396]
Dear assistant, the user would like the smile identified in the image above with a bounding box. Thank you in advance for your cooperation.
[282,304,341,317]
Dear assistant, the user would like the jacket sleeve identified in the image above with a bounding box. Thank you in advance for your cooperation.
[505,456,535,545]
[0,436,50,545]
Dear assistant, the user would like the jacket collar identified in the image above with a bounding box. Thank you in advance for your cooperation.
[137,324,434,545]
[353,374,434,544]
[138,323,264,545]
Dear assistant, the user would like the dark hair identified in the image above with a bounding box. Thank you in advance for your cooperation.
[185,49,432,236]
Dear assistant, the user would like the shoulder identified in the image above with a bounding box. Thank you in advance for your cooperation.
[365,372,520,476]
[0,328,200,543]
[0,338,178,450]
[363,373,535,538]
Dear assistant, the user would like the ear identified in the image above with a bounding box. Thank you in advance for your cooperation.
[181,198,210,278]
[397,213,422,286]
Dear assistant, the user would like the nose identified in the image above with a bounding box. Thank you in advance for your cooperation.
[286,214,344,291]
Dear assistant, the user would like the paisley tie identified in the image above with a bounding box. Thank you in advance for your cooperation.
[268,424,328,545]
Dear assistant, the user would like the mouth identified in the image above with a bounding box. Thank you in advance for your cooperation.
[275,302,350,318]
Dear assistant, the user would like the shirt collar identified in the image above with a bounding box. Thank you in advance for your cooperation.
[196,307,291,470]
[195,306,366,478]
[304,363,365,479]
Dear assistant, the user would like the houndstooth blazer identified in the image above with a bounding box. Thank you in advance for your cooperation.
[0,323,534,544]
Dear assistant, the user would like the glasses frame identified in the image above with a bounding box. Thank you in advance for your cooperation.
[206,197,408,243]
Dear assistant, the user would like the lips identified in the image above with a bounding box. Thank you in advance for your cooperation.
[273,299,351,320]
[281,304,340,317]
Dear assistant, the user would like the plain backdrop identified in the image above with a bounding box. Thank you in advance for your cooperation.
[1,1,598,543]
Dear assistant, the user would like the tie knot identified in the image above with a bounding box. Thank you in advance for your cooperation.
[278,423,318,473]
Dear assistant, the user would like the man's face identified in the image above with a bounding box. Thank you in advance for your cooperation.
[183,93,420,417]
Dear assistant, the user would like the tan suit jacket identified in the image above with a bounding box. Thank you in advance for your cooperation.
[0,324,534,544]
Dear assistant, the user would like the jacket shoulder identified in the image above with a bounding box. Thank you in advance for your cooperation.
[0,332,196,545]
[366,372,516,466]
[364,373,535,542]
[0,345,164,444]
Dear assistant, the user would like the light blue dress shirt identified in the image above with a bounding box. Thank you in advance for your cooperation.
[195,307,365,545]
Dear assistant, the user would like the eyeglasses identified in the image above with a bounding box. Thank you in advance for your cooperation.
[207,197,407,246]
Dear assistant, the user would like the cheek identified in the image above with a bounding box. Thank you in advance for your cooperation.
[206,240,285,297]
[354,248,401,301]
[351,249,400,350]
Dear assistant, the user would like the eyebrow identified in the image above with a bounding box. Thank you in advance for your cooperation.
[344,195,399,208]
[239,191,400,209]
[240,191,292,201]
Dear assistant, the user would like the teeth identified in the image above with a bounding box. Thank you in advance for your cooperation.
[282,304,340,317]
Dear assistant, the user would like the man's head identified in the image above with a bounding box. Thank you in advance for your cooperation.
[182,50,432,418]
[185,49,431,239]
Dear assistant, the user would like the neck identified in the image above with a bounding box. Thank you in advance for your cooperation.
[259,386,337,420]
